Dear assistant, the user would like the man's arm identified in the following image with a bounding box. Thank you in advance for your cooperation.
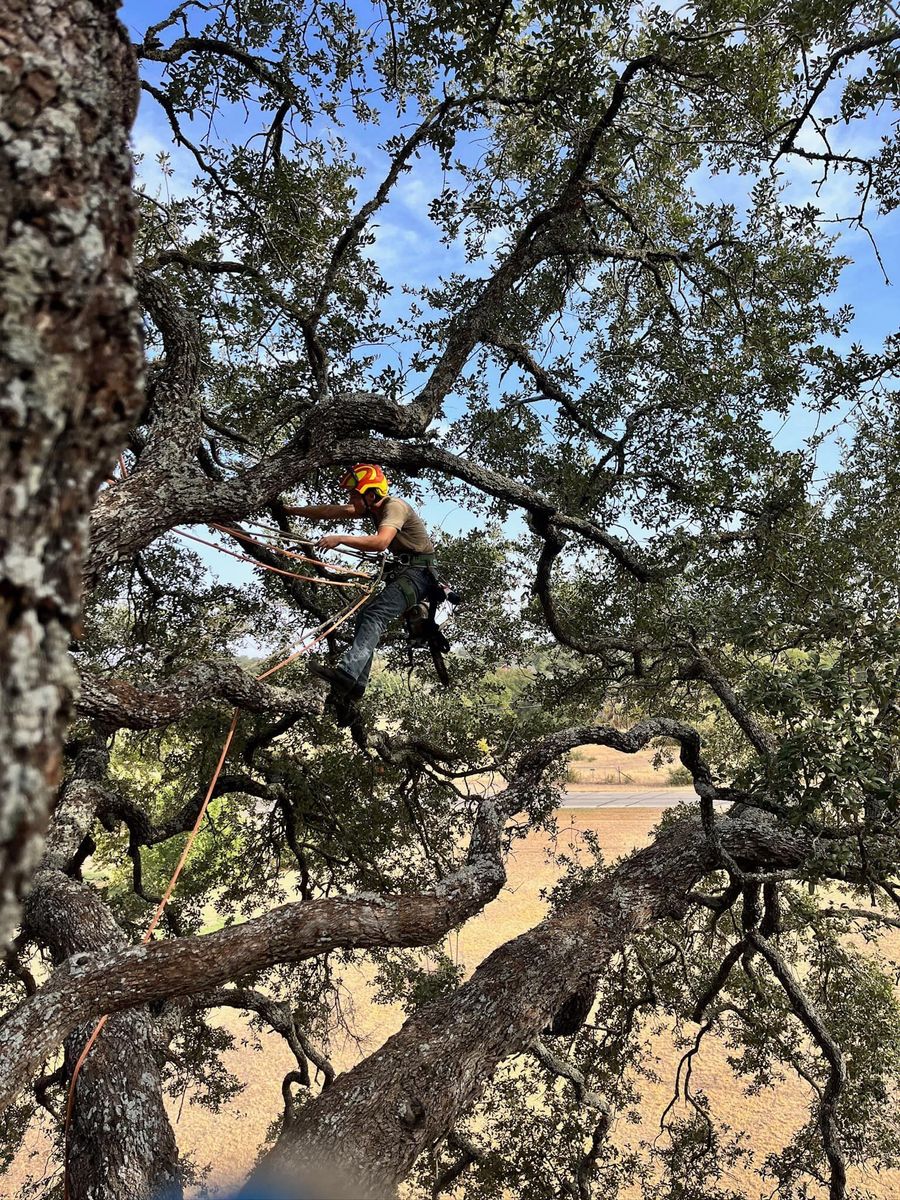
[317,527,399,553]
[283,503,356,520]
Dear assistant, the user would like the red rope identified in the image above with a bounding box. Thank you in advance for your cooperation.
[62,587,372,1198]
[208,522,371,579]
[63,452,378,1198]
[173,526,363,588]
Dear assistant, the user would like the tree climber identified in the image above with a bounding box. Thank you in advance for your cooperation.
[284,464,437,721]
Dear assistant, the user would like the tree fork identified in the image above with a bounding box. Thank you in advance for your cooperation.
[247,807,809,1198]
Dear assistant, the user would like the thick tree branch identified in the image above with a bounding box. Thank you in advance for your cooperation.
[134,268,204,460]
[25,764,182,1200]
[248,806,811,1197]
[0,720,708,1107]
[76,660,322,730]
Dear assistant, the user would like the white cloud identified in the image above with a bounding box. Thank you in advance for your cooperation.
[366,219,430,276]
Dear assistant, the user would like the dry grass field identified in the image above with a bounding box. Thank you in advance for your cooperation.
[6,804,900,1199]
[565,743,678,788]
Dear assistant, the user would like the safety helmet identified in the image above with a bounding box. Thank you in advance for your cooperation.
[339,463,389,499]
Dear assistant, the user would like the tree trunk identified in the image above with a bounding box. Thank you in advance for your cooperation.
[25,871,182,1200]
[248,809,807,1198]
[0,0,143,948]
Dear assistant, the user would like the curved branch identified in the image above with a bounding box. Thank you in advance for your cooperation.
[531,518,641,655]
[135,268,203,460]
[680,651,777,760]
[191,986,334,1086]
[531,1038,612,1115]
[137,35,284,89]
[248,806,810,1197]
[433,1131,486,1197]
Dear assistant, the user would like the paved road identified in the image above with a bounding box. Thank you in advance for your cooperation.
[561,787,697,809]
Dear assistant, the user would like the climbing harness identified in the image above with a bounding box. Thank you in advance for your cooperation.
[63,467,385,1200]
[385,555,461,688]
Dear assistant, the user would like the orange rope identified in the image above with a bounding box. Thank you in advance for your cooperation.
[62,556,374,1195]
[209,522,371,579]
[173,527,363,588]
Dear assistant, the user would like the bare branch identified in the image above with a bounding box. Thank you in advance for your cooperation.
[747,930,847,1199]
[681,650,777,760]
[531,1038,613,1116]
[815,906,900,931]
[773,29,900,165]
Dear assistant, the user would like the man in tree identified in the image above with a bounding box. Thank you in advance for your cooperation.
[6,2,900,1197]
[286,464,436,717]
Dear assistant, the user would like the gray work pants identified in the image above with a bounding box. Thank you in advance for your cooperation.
[338,567,431,689]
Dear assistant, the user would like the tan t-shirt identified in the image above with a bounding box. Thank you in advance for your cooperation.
[370,496,434,554]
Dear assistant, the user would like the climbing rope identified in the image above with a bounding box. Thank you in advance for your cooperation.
[63,466,383,1198]
[173,525,366,587]
[238,518,378,561]
[206,521,372,578]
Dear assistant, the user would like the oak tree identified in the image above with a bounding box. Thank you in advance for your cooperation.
[2,2,900,1199]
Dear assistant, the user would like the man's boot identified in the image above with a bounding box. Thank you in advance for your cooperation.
[308,660,356,693]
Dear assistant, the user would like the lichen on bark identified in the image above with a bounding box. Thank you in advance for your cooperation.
[0,0,143,948]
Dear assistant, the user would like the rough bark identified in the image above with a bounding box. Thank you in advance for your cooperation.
[248,808,809,1198]
[23,749,182,1200]
[0,795,507,1108]
[77,660,322,729]
[25,873,183,1200]
[83,268,205,584]
[0,0,143,948]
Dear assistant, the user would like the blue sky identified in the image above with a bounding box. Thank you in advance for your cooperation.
[120,1,899,595]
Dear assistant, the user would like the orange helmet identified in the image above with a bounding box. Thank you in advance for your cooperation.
[339,463,389,498]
